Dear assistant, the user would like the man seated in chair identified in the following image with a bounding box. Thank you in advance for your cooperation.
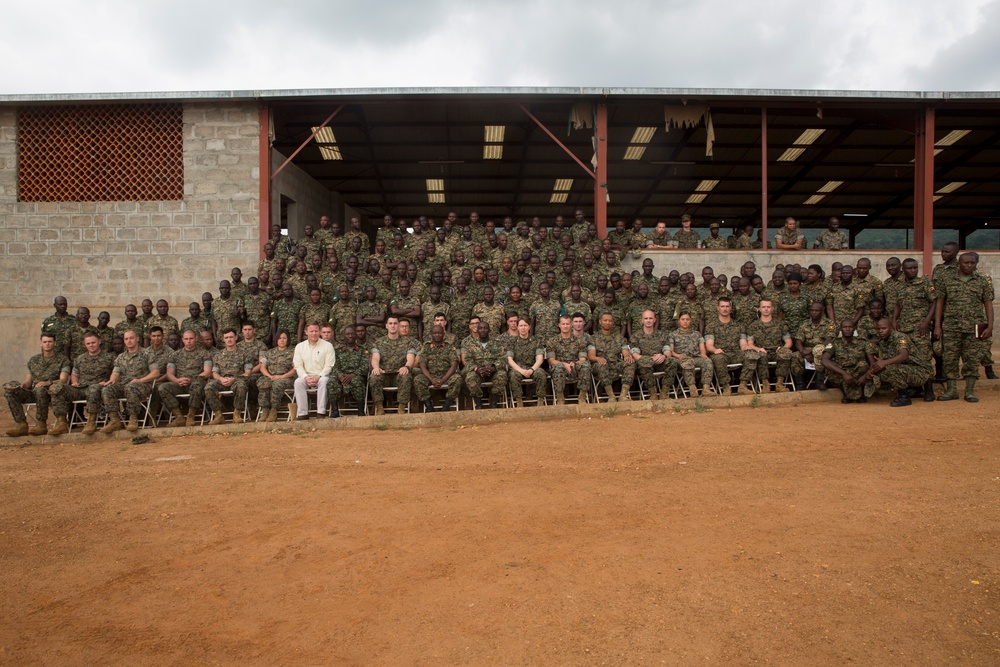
[292,323,336,420]
[100,330,159,433]
[369,316,416,416]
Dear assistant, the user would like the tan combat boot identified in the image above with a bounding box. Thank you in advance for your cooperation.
[702,383,713,397]
[29,418,48,436]
[6,422,29,437]
[555,391,565,405]
[736,383,754,395]
[208,412,225,426]
[373,402,384,416]
[759,379,771,393]
[263,407,276,422]
[619,387,630,401]
[100,415,124,434]
[232,409,244,424]
[125,415,140,432]
[170,408,187,428]
[515,396,524,409]
[81,413,98,435]
[48,416,69,436]
[687,382,700,398]
[604,385,616,402]
[187,407,199,424]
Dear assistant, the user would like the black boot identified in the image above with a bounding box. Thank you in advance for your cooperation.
[890,390,912,407]
[985,365,997,380]
[329,404,340,418]
[424,398,435,413]
[933,356,947,383]
[488,394,499,409]
[793,373,805,390]
[441,399,453,412]
[815,371,828,390]
[923,381,936,402]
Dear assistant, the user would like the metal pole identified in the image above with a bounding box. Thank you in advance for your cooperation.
[270,105,345,180]
[914,107,935,274]
[761,108,768,249]
[595,102,608,239]
[258,104,271,258]
[518,104,597,179]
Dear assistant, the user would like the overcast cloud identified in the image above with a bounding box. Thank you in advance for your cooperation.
[1,0,997,95]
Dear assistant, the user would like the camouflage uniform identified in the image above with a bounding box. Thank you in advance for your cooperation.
[775,292,811,344]
[369,335,416,406]
[529,298,563,337]
[828,282,868,325]
[414,341,461,401]
[814,229,848,250]
[65,324,99,361]
[158,347,213,415]
[801,283,831,315]
[793,318,836,376]
[256,346,296,411]
[329,301,359,340]
[96,326,114,353]
[936,270,994,381]
[668,328,713,388]
[592,303,628,332]
[114,318,145,343]
[462,337,508,399]
[41,314,74,356]
[731,293,760,330]
[102,348,158,419]
[672,229,700,249]
[145,344,172,377]
[588,330,633,393]
[776,226,805,248]
[704,318,746,389]
[145,315,179,339]
[299,302,332,329]
[213,297,242,337]
[546,333,592,396]
[646,230,672,247]
[823,337,874,400]
[180,315,212,335]
[894,276,936,373]
[270,298,304,344]
[742,319,792,387]
[5,353,71,423]
[506,336,548,402]
[242,292,272,334]
[628,329,676,395]
[327,343,368,408]
[356,300,388,340]
[702,235,728,249]
[869,331,932,390]
[50,350,116,419]
[205,348,252,415]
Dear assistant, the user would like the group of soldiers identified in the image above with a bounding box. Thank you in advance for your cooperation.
[4,212,995,436]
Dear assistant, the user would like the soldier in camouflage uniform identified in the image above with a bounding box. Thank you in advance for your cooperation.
[731,279,760,332]
[95,312,114,353]
[145,300,179,344]
[65,307,98,361]
[49,330,114,435]
[821,319,877,403]
[741,300,793,393]
[588,312,633,402]
[472,286,507,336]
[507,317,548,407]
[892,258,937,401]
[828,265,868,327]
[775,273,812,345]
[180,302,212,337]
[705,298,746,395]
[629,309,676,400]
[529,282,562,338]
[242,278,272,338]
[855,298,886,344]
[356,285,388,341]
[157,329,213,427]
[592,289,628,336]
[41,296,74,360]
[204,329,253,425]
[257,330,297,422]
[99,330,159,433]
[213,282,242,342]
[415,325,461,411]
[793,302,836,388]
[671,215,701,248]
[4,333,71,437]
[299,289,332,341]
[462,321,508,408]
[934,252,994,402]
[668,312,714,396]
[546,315,593,404]
[813,217,849,250]
[865,319,932,407]
[270,283,305,346]
[702,222,728,249]
[329,326,369,416]
[369,316,416,415]
[775,217,806,250]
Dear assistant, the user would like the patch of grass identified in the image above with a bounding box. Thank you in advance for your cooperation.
[372,420,389,431]
[750,395,761,408]
[601,404,620,419]
[119,445,129,451]
[671,403,684,413]
[694,400,709,413]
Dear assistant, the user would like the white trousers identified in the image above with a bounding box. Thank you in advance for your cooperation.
[294,375,329,416]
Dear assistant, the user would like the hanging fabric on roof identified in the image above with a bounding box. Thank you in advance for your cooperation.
[705,109,715,157]
[664,104,708,131]
[570,102,594,130]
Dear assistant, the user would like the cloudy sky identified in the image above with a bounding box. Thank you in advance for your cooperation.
[3,0,998,95]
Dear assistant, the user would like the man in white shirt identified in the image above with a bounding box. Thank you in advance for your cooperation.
[292,323,336,419]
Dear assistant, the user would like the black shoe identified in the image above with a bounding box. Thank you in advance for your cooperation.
[856,396,867,404]
[905,387,921,399]
[841,397,854,404]
[441,399,453,412]
[295,414,310,421]
[815,372,828,390]
[933,375,947,383]
[890,395,912,407]
[985,366,997,380]
[424,399,435,413]
[329,406,340,418]
[923,386,936,402]
[488,395,498,409]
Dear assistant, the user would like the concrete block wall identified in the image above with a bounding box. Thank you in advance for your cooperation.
[0,102,261,380]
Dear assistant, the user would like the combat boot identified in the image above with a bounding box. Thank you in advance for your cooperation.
[424,398,435,413]
[759,379,771,393]
[441,399,453,412]
[687,381,700,397]
[922,381,936,402]
[6,422,29,437]
[964,378,979,403]
[100,414,124,434]
[169,408,186,428]
[618,387,630,401]
[793,373,806,390]
[555,391,565,405]
[232,409,244,424]
[985,365,997,380]
[604,385,616,402]
[208,411,225,426]
[577,390,589,405]
[81,413,98,435]
[29,419,48,436]
[937,380,958,401]
[373,401,384,416]
[263,407,278,422]
[125,415,140,432]
[890,390,912,407]
[488,394,499,409]
[187,407,199,424]
[48,416,69,436]
[737,382,754,395]
[775,376,788,392]
[702,383,713,396]
[815,371,828,390]
[515,396,525,409]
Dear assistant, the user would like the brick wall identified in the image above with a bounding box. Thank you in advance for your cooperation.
[0,101,261,380]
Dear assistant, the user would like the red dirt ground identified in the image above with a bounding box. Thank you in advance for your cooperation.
[2,394,999,665]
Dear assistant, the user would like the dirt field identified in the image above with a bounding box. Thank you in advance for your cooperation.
[2,393,999,666]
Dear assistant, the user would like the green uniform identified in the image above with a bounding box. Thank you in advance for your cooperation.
[672,229,701,249]
[414,341,461,401]
[462,337,508,399]
[628,329,675,395]
[51,350,115,419]
[703,235,728,249]
[369,335,416,406]
[41,314,74,355]
[894,276,936,372]
[814,229,848,250]
[213,297,241,337]
[731,292,760,330]
[743,319,792,387]
[329,343,368,407]
[668,328,713,387]
[180,315,212,335]
[828,282,868,325]
[546,332,591,396]
[5,352,71,423]
[102,348,157,419]
[271,298,304,344]
[158,347,213,415]
[704,318,746,386]
[242,292,272,334]
[529,298,562,337]
[506,336,548,402]
[793,318,836,376]
[869,330,931,390]
[257,346,295,410]
[775,292,811,343]
[205,348,252,415]
[145,315,179,339]
[588,330,633,390]
[823,337,874,400]
[936,271,994,381]
[65,324,99,361]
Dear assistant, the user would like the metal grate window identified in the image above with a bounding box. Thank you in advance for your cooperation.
[17,103,184,202]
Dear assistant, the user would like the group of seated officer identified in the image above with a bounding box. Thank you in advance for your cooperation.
[5,213,994,436]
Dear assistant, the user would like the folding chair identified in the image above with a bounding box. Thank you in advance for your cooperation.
[636,370,666,401]
[284,386,330,420]
[202,389,248,425]
[117,380,157,428]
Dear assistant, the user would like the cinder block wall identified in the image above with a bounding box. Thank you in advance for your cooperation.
[0,102,261,380]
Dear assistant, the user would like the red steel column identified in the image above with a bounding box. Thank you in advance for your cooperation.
[914,107,935,273]
[595,102,608,239]
[761,108,768,249]
[258,104,271,258]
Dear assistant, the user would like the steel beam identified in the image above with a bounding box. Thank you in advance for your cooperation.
[518,104,597,179]
[270,105,345,180]
[913,107,935,273]
[258,104,271,257]
[761,108,768,247]
[595,102,608,238]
